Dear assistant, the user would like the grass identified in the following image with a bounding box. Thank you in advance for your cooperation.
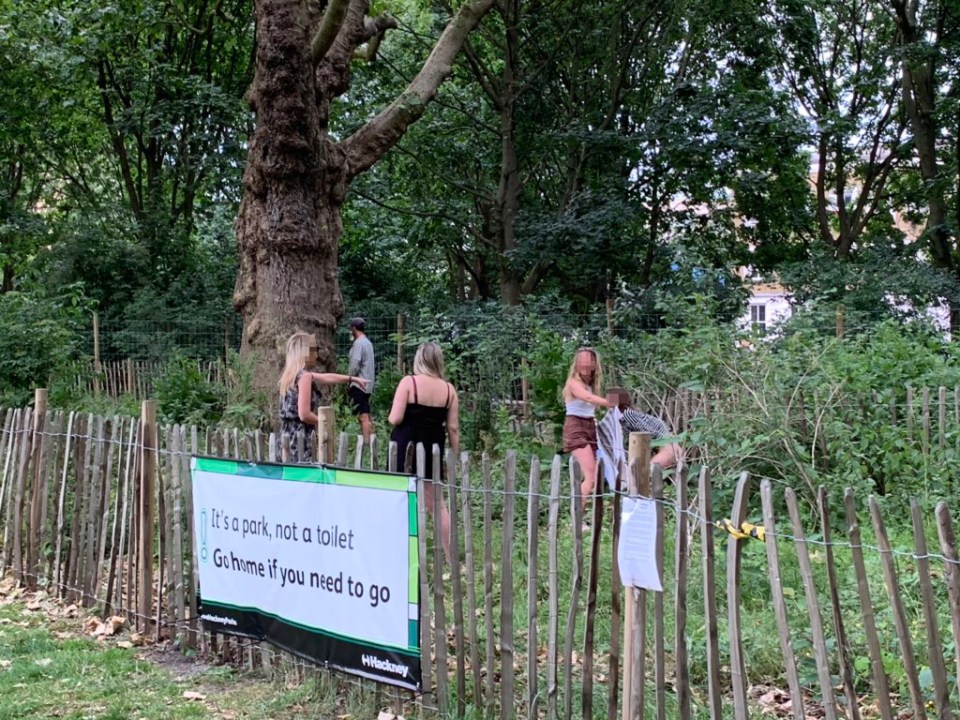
[0,591,380,720]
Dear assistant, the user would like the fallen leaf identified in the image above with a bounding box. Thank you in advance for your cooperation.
[182,691,206,701]
[34,658,53,667]
[116,641,134,649]
[130,632,145,646]
[0,660,12,669]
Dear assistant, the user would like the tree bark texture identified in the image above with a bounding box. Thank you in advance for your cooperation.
[234,0,342,388]
[234,0,495,394]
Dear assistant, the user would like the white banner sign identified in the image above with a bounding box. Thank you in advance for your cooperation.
[191,458,421,689]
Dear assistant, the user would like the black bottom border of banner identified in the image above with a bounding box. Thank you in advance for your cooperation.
[198,596,421,692]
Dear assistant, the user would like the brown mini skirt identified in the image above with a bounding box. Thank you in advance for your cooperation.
[563,415,597,453]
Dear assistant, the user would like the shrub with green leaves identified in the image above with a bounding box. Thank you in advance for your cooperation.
[0,285,90,406]
[154,355,223,426]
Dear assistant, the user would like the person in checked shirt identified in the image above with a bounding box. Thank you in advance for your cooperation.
[608,387,681,471]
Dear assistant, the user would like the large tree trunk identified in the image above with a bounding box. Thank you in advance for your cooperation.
[235,0,495,397]
[234,0,343,390]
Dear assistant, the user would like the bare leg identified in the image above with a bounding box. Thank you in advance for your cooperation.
[572,446,598,511]
[358,413,372,444]
[423,479,452,563]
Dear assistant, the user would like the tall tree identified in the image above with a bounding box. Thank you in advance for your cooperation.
[891,0,956,270]
[233,0,494,389]
[358,0,806,308]
[766,0,908,259]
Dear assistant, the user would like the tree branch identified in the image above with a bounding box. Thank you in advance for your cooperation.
[341,0,496,180]
[352,187,494,248]
[461,38,504,111]
[311,0,351,63]
[361,28,386,61]
[96,59,143,220]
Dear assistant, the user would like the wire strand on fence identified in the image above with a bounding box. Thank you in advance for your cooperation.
[5,420,960,573]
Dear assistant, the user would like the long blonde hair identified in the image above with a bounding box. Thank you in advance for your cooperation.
[412,342,445,379]
[565,347,603,397]
[278,332,315,396]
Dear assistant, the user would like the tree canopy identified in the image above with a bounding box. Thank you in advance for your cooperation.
[1,0,959,361]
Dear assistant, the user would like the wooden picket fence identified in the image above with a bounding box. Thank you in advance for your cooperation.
[75,359,223,400]
[4,390,960,719]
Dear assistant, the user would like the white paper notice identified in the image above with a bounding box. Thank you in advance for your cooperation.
[617,497,663,591]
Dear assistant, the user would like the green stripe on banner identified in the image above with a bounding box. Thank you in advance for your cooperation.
[408,619,418,650]
[235,463,283,479]
[281,466,332,483]
[408,493,417,536]
[408,537,418,603]
[335,470,408,492]
[195,458,239,475]
[203,598,419,655]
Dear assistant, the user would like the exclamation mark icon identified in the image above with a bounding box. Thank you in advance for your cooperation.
[200,509,209,562]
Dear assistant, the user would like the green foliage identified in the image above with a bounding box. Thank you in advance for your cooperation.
[0,285,91,405]
[218,351,271,431]
[154,355,222,426]
[781,245,960,320]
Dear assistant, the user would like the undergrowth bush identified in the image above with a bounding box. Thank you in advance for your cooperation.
[0,285,90,406]
[23,297,960,511]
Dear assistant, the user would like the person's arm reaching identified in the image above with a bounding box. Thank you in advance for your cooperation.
[568,378,612,407]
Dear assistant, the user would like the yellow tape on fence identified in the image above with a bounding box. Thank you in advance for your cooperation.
[715,518,765,541]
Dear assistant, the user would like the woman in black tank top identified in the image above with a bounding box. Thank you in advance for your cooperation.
[388,342,459,563]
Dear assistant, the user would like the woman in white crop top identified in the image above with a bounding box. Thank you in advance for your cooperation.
[562,347,614,510]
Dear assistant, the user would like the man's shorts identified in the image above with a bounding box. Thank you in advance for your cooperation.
[347,385,372,415]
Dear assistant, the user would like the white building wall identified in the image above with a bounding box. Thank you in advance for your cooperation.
[737,285,793,332]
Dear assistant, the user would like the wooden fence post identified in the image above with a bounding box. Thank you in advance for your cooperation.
[836,304,845,338]
[93,311,102,396]
[138,400,156,634]
[126,359,135,398]
[727,473,752,720]
[520,358,531,422]
[623,432,651,720]
[10,410,32,585]
[699,467,722,720]
[396,314,404,374]
[317,406,335,464]
[606,298,615,335]
[27,388,48,589]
